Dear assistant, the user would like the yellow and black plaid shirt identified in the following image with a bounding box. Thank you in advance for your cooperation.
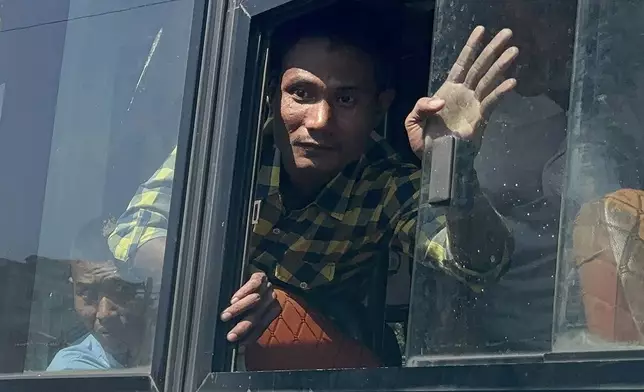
[108,132,510,297]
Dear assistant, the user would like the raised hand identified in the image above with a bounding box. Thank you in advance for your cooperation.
[405,26,519,157]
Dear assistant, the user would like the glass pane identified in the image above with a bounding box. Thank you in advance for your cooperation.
[0,0,197,373]
[554,0,644,352]
[0,0,71,31]
[407,0,578,362]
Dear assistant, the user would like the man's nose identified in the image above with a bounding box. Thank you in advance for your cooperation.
[305,100,332,130]
[96,296,119,321]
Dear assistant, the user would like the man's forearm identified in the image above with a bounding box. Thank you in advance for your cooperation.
[446,142,511,276]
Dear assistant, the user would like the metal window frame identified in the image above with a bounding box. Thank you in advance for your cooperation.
[0,373,153,392]
[5,0,644,391]
[197,355,644,391]
[189,0,644,391]
[186,0,340,369]
[0,0,219,390]
[175,1,339,390]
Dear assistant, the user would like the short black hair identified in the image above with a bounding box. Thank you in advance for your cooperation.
[269,1,402,91]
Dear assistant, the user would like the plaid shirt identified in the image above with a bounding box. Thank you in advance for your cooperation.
[108,132,510,297]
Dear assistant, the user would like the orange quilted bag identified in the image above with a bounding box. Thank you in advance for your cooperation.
[573,189,644,343]
[244,288,382,371]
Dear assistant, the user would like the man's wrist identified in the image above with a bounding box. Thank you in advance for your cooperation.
[451,138,480,210]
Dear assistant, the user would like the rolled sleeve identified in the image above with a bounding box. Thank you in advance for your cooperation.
[108,148,177,262]
[387,169,511,291]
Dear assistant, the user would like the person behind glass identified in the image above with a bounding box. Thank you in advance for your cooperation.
[470,0,644,351]
[107,2,518,367]
[465,0,577,352]
[47,218,154,371]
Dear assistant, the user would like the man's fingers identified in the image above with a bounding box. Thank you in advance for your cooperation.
[221,290,263,322]
[481,78,517,119]
[226,318,253,343]
[238,300,281,346]
[475,46,518,101]
[222,278,271,322]
[405,97,445,136]
[464,28,513,89]
[226,290,279,343]
[230,272,267,304]
[446,26,485,83]
[411,97,446,120]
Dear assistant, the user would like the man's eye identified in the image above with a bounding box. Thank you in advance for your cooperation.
[293,88,310,99]
[337,95,356,106]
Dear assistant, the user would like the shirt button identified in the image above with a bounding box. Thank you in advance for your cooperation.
[272,228,281,235]
[299,282,308,289]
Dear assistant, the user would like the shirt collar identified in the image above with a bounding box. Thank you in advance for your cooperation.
[86,333,124,369]
[257,132,384,221]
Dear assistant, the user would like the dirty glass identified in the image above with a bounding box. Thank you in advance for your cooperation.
[553,0,644,352]
[0,0,197,374]
[407,0,578,361]
[407,0,644,365]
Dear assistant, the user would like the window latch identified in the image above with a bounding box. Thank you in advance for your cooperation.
[427,135,458,205]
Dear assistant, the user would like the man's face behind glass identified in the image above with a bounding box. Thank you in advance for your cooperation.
[71,260,148,363]
[272,37,393,179]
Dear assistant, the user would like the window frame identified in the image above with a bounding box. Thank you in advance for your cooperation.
[194,0,644,390]
[0,0,218,390]
[4,0,644,391]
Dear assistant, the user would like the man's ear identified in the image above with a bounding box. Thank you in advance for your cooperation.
[263,77,280,135]
[376,89,396,123]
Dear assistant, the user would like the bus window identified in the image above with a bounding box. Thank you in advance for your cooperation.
[407,0,578,360]
[407,0,644,365]
[205,0,537,372]
[0,0,197,374]
[554,0,644,352]
[225,2,424,370]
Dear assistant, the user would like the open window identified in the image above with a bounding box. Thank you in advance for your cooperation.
[190,0,441,375]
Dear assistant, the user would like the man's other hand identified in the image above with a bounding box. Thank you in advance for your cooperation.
[220,272,281,345]
[405,26,519,158]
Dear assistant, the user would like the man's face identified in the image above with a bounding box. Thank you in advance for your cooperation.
[273,37,393,178]
[71,261,148,361]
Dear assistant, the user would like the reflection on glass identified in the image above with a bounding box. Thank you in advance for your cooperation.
[0,0,196,374]
[42,218,156,370]
[0,83,5,123]
[48,258,154,370]
[408,0,644,364]
[407,0,578,362]
[554,0,644,351]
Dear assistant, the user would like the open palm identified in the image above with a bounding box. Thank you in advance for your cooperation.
[406,26,518,157]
